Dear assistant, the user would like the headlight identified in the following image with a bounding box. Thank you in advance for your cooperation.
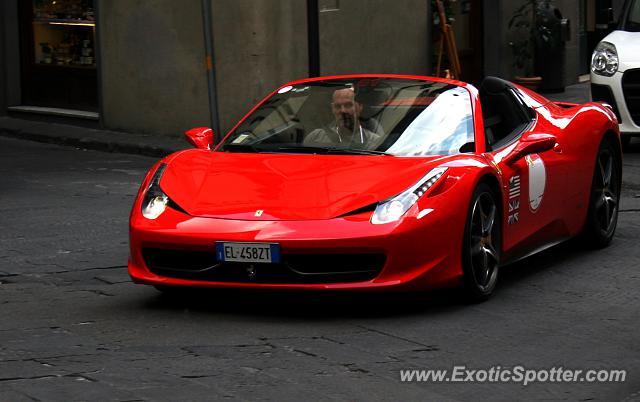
[142,163,169,219]
[371,167,447,224]
[591,42,618,77]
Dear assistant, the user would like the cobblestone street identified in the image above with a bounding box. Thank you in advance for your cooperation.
[1,136,640,400]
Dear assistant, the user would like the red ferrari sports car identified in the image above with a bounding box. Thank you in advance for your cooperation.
[128,74,621,300]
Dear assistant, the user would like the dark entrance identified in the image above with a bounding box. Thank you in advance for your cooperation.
[439,0,484,85]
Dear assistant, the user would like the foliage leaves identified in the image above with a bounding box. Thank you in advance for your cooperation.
[508,0,557,76]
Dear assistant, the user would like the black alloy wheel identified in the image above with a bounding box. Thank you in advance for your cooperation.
[461,183,501,301]
[584,138,621,248]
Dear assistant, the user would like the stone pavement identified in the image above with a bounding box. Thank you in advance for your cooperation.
[0,81,592,157]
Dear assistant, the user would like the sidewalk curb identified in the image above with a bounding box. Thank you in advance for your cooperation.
[0,117,185,158]
[0,127,173,157]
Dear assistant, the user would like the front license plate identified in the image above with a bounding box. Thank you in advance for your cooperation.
[215,242,280,263]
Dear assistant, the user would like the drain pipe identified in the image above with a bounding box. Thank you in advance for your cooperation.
[307,0,320,77]
[201,0,221,144]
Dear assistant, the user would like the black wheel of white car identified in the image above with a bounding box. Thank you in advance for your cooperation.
[621,135,631,150]
[583,138,621,248]
[461,183,500,301]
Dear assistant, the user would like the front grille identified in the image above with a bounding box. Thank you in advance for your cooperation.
[622,69,640,126]
[142,248,385,284]
[591,83,622,123]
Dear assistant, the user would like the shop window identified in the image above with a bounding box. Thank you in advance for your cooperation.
[19,0,98,112]
[32,0,96,67]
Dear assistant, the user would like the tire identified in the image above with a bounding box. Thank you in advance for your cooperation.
[461,182,501,302]
[621,135,631,151]
[583,138,621,248]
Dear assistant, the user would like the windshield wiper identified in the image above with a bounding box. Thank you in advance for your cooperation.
[336,148,391,156]
[220,143,262,153]
[275,146,391,156]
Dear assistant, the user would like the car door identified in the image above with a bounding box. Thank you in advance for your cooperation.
[496,138,569,258]
[484,89,569,259]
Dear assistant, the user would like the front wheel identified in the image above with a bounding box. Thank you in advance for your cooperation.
[583,138,621,248]
[461,183,501,302]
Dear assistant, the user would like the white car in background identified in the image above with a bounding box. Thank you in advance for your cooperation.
[591,0,640,148]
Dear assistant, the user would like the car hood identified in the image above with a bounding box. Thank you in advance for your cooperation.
[160,150,445,220]
[603,30,640,71]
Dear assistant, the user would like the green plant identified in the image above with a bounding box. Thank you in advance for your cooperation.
[508,0,555,76]
[431,0,455,27]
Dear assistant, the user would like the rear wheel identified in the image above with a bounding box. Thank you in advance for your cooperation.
[461,183,501,301]
[583,138,620,248]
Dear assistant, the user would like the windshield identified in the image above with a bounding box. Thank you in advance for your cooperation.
[624,0,640,31]
[219,78,474,156]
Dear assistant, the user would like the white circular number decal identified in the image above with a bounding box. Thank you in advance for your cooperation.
[526,154,546,212]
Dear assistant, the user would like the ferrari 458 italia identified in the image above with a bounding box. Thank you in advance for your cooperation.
[129,74,621,300]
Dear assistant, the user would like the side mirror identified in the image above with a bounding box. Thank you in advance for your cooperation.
[504,133,556,165]
[185,127,213,150]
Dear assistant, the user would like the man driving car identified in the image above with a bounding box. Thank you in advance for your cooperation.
[304,87,382,150]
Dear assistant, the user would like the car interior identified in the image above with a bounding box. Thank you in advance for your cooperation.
[231,78,520,156]
[478,76,536,151]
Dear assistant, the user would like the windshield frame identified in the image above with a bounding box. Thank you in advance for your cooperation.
[214,74,480,157]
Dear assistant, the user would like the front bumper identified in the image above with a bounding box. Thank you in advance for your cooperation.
[592,68,640,136]
[128,199,466,292]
